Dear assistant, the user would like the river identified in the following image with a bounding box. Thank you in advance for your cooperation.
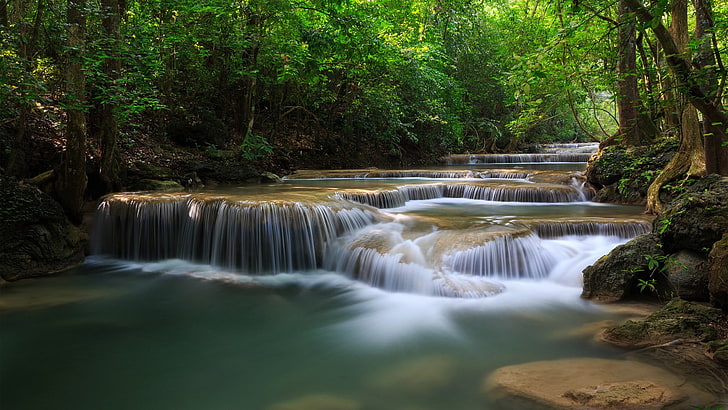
[0,144,653,409]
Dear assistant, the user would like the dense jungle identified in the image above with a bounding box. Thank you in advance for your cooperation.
[2,0,728,409]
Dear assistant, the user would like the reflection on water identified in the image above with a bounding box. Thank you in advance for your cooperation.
[0,150,652,409]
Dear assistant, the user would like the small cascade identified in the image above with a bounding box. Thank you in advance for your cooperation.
[445,153,593,165]
[285,169,530,180]
[534,221,651,239]
[93,194,380,273]
[468,153,594,164]
[543,142,599,154]
[335,181,589,208]
[441,233,561,280]
[333,189,408,208]
[442,183,585,203]
[399,184,446,201]
[330,246,437,294]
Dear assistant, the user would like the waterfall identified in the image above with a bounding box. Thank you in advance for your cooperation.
[334,181,589,208]
[445,153,594,165]
[441,233,562,280]
[93,194,380,273]
[442,183,585,203]
[534,221,651,239]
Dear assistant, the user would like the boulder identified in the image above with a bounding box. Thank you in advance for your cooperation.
[131,179,185,192]
[0,175,86,281]
[582,234,664,302]
[484,358,689,409]
[656,175,728,254]
[708,234,728,309]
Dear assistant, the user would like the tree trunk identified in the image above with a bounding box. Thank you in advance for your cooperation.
[601,1,657,149]
[615,1,642,146]
[98,0,123,192]
[55,0,88,223]
[694,0,728,175]
[670,0,706,178]
[624,0,728,213]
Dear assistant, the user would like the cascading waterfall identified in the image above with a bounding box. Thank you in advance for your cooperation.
[334,181,589,209]
[93,194,380,273]
[534,221,651,239]
[445,153,594,164]
[88,142,646,298]
[441,233,561,280]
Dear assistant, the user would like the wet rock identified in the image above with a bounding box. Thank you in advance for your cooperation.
[656,175,728,254]
[708,234,728,309]
[665,250,709,301]
[260,171,283,183]
[582,234,664,302]
[266,394,360,410]
[0,175,86,281]
[484,358,688,409]
[131,179,185,192]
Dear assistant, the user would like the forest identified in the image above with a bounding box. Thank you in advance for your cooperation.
[3,1,728,408]
[1,0,725,220]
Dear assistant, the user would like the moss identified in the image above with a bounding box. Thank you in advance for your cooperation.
[586,139,678,203]
[604,299,727,348]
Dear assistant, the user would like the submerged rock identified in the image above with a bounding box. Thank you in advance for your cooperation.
[484,358,690,409]
[369,355,458,394]
[266,394,360,410]
[0,175,86,281]
[581,234,663,302]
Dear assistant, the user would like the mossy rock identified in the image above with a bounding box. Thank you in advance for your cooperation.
[602,299,727,349]
[132,179,185,192]
[582,233,664,302]
[656,175,728,254]
[586,140,677,204]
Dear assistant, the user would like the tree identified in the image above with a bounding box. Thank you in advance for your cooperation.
[55,0,88,223]
[97,0,124,192]
[623,0,728,213]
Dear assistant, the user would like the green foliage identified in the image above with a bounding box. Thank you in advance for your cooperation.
[240,133,273,161]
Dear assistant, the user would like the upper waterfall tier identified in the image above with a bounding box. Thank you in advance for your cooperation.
[445,153,594,164]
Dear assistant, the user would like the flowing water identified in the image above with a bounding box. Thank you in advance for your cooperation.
[1,144,654,410]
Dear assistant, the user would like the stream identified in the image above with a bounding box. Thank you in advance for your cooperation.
[0,144,654,409]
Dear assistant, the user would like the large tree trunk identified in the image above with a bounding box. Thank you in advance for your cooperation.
[98,0,123,192]
[624,0,728,213]
[55,0,88,223]
[694,0,728,175]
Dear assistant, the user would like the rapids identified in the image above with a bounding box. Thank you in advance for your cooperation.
[0,144,655,409]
